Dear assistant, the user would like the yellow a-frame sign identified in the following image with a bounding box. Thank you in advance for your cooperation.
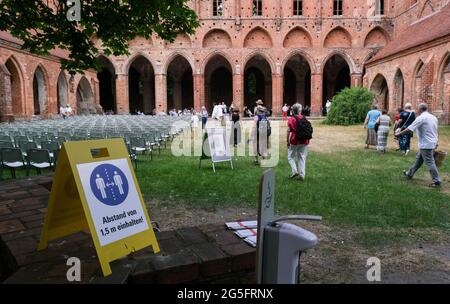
[38,139,160,276]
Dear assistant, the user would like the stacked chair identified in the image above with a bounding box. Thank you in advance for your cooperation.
[0,114,189,179]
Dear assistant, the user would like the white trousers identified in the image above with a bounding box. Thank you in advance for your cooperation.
[288,145,308,177]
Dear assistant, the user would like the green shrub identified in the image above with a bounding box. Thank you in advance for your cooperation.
[324,87,375,126]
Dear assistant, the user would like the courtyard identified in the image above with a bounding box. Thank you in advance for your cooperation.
[141,120,450,283]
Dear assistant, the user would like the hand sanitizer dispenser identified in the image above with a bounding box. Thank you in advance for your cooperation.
[262,222,318,284]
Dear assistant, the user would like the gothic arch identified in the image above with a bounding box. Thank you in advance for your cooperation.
[437,52,450,112]
[243,27,273,48]
[324,26,352,49]
[281,50,316,74]
[164,52,195,75]
[393,69,405,109]
[32,65,49,115]
[364,27,390,49]
[370,74,390,110]
[76,76,95,114]
[97,55,117,113]
[242,51,276,75]
[4,56,25,116]
[57,71,69,113]
[202,29,232,48]
[412,59,424,106]
[123,52,156,75]
[167,34,191,48]
[201,50,236,75]
[321,51,356,74]
[283,27,313,48]
[204,54,234,111]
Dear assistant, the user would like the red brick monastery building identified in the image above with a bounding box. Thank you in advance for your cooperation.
[0,0,449,123]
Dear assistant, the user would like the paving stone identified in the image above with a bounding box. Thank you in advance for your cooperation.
[129,259,157,283]
[0,199,15,206]
[10,203,46,214]
[24,219,44,229]
[175,227,209,246]
[0,191,31,200]
[0,219,25,234]
[220,242,256,272]
[158,237,185,255]
[90,258,136,284]
[0,210,39,222]
[6,236,39,256]
[206,229,242,246]
[29,188,50,196]
[148,249,200,283]
[198,223,226,234]
[0,205,11,215]
[21,213,45,223]
[1,227,42,242]
[188,242,230,277]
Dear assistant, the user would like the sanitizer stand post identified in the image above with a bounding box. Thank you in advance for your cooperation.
[255,170,322,284]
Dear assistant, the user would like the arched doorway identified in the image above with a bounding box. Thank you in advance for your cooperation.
[204,55,233,112]
[322,54,351,111]
[393,69,404,109]
[283,54,312,107]
[97,56,116,113]
[128,55,155,114]
[167,55,194,111]
[33,66,47,115]
[5,58,23,116]
[370,74,389,110]
[244,55,272,111]
[57,71,68,113]
[439,54,450,113]
[76,77,95,115]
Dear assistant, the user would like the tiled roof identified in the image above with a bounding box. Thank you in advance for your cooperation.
[0,31,70,59]
[368,4,450,64]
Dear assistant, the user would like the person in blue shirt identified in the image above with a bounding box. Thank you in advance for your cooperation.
[364,104,382,149]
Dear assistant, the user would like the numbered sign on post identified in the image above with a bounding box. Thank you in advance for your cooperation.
[38,139,160,276]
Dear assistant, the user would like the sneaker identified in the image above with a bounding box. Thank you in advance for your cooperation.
[404,150,410,156]
[403,170,412,180]
[298,176,305,182]
[429,182,441,188]
[290,172,299,179]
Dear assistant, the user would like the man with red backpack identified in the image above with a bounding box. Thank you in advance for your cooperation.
[287,103,313,181]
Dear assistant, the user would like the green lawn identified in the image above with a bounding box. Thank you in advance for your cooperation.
[136,124,450,230]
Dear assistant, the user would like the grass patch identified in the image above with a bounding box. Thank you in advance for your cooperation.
[137,125,450,230]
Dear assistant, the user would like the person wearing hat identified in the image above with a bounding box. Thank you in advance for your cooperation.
[252,100,271,164]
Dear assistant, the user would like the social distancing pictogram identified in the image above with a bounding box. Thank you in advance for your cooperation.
[38,139,160,276]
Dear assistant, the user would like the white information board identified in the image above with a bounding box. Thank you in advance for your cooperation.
[76,158,150,246]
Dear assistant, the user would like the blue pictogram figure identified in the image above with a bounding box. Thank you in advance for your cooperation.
[90,164,129,206]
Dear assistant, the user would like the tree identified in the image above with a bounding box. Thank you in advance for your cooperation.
[325,87,375,126]
[0,0,199,74]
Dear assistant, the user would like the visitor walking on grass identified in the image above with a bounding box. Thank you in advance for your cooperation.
[376,109,392,153]
[364,105,381,149]
[253,100,271,165]
[397,103,441,188]
[287,103,312,181]
[397,103,416,156]
[201,106,208,129]
[231,106,241,147]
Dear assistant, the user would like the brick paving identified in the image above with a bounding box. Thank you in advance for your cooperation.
[0,176,256,284]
